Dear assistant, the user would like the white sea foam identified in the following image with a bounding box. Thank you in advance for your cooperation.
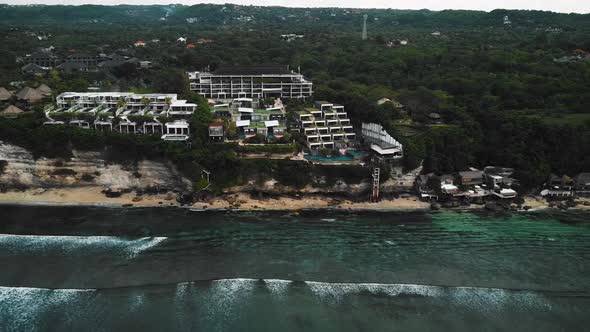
[0,233,167,259]
[126,236,167,258]
[129,291,146,312]
[305,281,445,303]
[0,280,555,330]
[264,278,292,296]
[173,282,195,329]
[0,286,94,331]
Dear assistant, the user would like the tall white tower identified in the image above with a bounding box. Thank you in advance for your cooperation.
[362,14,368,40]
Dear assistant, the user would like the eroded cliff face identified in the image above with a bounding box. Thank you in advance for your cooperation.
[0,142,192,192]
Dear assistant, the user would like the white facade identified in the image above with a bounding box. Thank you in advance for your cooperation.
[55,92,196,118]
[362,122,403,160]
[48,92,196,141]
[297,102,355,150]
[188,66,313,99]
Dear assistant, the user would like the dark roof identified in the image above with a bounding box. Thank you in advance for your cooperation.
[98,60,126,68]
[459,171,483,179]
[67,53,95,59]
[57,61,89,70]
[21,63,47,72]
[108,53,128,61]
[30,51,57,59]
[576,173,590,184]
[212,65,291,75]
[484,166,514,176]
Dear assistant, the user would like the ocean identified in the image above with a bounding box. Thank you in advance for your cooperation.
[0,206,588,331]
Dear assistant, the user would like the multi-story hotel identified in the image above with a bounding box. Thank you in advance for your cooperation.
[47,92,197,141]
[188,65,313,100]
[296,101,356,150]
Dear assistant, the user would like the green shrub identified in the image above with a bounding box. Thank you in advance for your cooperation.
[236,144,297,154]
[52,168,77,176]
[81,173,95,181]
[0,160,7,175]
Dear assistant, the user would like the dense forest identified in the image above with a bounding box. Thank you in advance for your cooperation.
[0,4,589,191]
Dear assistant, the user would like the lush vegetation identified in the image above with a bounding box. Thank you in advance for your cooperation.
[1,4,589,191]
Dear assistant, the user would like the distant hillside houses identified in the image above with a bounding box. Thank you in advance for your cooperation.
[20,48,151,74]
[281,34,304,42]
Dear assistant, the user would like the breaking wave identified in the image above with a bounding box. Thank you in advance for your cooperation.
[1,279,587,331]
[0,233,167,259]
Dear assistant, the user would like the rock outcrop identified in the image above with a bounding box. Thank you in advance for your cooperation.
[0,142,192,192]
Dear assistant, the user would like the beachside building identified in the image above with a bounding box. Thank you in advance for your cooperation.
[296,101,356,150]
[483,166,518,199]
[575,173,590,196]
[188,65,313,100]
[458,170,484,186]
[540,174,575,198]
[361,122,403,161]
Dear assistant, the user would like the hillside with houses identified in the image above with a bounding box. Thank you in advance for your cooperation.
[0,4,589,209]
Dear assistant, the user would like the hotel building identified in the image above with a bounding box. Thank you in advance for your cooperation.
[188,65,313,100]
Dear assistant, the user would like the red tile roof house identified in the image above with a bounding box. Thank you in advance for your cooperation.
[134,40,146,47]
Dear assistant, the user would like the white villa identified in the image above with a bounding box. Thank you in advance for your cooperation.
[46,92,196,141]
[361,122,403,162]
[210,97,287,140]
[296,101,355,150]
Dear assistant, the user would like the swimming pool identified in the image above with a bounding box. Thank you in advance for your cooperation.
[304,154,354,161]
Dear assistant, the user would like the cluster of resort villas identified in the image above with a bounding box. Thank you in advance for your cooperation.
[36,65,403,161]
[8,64,587,201]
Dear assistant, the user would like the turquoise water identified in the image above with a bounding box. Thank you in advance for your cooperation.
[304,150,362,161]
[0,207,589,331]
[304,154,354,161]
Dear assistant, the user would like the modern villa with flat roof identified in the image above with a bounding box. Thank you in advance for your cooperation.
[296,101,356,150]
[188,65,313,99]
[46,92,196,141]
[361,122,403,162]
[209,97,287,140]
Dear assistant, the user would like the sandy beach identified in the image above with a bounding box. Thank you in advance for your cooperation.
[0,187,182,207]
[0,187,430,211]
[0,187,588,211]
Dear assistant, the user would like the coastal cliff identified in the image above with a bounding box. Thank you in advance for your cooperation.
[0,142,192,193]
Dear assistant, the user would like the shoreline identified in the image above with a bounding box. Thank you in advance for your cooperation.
[0,187,588,213]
